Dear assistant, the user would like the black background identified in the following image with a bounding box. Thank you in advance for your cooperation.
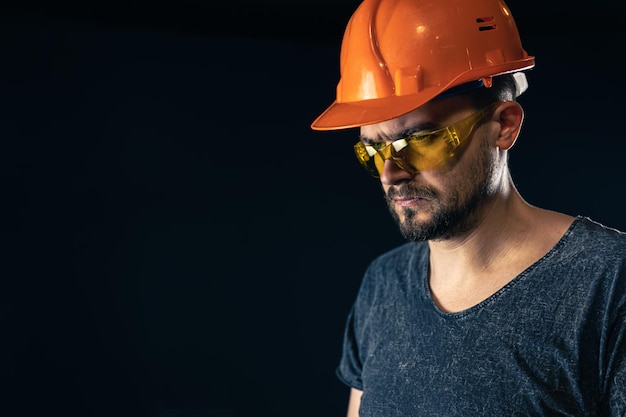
[2,1,626,416]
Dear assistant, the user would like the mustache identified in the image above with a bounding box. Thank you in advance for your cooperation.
[386,184,439,200]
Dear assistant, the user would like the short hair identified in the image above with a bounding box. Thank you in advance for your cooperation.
[467,74,518,109]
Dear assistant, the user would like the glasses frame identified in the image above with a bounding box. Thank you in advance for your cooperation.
[354,101,503,178]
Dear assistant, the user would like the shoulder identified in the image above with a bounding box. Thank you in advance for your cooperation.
[547,216,626,303]
[566,216,626,258]
[367,241,429,273]
[355,241,429,302]
[573,215,626,236]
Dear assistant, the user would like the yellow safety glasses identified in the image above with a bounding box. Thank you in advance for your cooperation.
[353,101,502,177]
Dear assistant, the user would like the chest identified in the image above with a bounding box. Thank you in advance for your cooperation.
[356,292,602,416]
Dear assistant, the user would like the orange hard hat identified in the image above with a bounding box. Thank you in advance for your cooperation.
[311,0,535,131]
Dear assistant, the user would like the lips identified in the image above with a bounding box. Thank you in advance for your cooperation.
[393,196,429,207]
[387,185,437,208]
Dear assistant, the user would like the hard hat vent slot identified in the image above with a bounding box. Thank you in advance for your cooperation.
[476,16,496,31]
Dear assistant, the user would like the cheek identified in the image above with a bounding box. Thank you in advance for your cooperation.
[430,156,482,199]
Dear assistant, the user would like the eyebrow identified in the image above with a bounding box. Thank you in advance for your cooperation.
[359,122,441,145]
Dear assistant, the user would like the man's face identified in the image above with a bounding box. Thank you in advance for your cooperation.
[359,97,501,241]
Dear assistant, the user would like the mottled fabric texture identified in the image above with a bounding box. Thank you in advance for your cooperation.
[338,216,626,416]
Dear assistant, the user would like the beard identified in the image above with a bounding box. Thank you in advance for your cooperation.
[385,140,495,242]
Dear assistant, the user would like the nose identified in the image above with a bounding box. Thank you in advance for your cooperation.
[379,158,415,185]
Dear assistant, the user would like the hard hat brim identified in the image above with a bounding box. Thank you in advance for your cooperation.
[311,60,535,132]
[310,88,443,131]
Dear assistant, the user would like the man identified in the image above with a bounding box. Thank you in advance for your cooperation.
[310,0,626,415]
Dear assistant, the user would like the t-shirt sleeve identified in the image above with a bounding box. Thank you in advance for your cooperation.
[336,304,364,390]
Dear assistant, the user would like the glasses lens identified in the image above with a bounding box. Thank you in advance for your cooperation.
[354,141,381,176]
[403,132,451,171]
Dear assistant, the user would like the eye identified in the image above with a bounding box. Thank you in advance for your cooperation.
[369,142,387,151]
[407,131,441,146]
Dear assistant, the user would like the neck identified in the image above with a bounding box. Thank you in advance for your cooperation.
[427,178,573,312]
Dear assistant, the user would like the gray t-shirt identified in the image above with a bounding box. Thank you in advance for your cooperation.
[338,216,626,416]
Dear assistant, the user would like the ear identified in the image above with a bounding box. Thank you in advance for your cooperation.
[494,101,523,151]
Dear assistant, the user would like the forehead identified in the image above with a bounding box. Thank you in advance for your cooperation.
[359,96,474,141]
